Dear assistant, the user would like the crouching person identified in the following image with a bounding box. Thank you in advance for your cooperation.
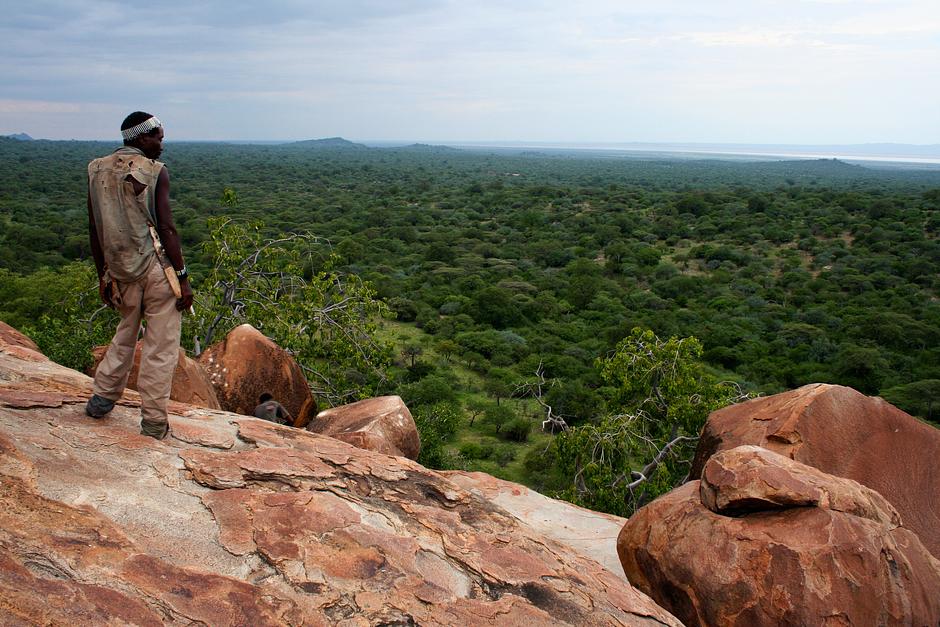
[253,393,293,426]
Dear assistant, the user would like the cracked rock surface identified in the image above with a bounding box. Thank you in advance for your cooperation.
[0,338,679,626]
[443,470,628,582]
[618,445,940,627]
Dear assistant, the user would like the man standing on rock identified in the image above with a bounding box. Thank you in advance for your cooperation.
[84,111,193,439]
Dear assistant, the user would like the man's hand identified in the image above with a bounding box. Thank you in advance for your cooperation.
[98,277,114,308]
[177,278,194,312]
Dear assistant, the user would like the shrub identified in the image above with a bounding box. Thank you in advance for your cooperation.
[412,401,461,469]
[502,417,532,442]
[482,404,515,434]
[493,444,517,466]
[459,441,495,460]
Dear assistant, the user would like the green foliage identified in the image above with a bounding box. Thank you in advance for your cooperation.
[458,441,489,459]
[1,262,118,371]
[190,217,393,405]
[413,401,461,469]
[520,442,570,494]
[399,374,457,408]
[464,397,491,427]
[458,441,517,465]
[881,379,940,424]
[482,404,516,434]
[544,380,604,426]
[2,138,939,501]
[470,286,523,328]
[220,187,239,208]
[554,328,744,517]
[484,366,516,404]
[503,417,532,442]
[599,328,724,436]
[832,344,889,395]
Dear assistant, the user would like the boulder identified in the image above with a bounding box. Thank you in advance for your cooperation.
[0,320,40,352]
[308,395,420,460]
[198,324,316,428]
[0,346,680,626]
[690,383,940,557]
[90,343,221,410]
[618,445,940,627]
[0,320,46,361]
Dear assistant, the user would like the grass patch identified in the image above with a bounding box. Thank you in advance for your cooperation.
[379,319,561,489]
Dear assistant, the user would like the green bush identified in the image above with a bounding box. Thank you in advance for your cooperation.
[493,444,517,466]
[400,375,457,408]
[8,262,119,372]
[412,401,461,469]
[459,441,493,460]
[26,314,114,372]
[502,417,532,442]
[482,404,515,434]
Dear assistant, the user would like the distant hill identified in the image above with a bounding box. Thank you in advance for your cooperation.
[3,133,33,141]
[777,158,865,172]
[288,137,368,150]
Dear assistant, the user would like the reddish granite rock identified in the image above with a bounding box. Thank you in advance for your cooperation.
[308,395,420,460]
[619,445,940,627]
[690,383,940,557]
[90,343,221,410]
[699,445,902,526]
[0,320,40,353]
[0,320,46,361]
[0,345,680,626]
[198,324,316,427]
[444,470,628,581]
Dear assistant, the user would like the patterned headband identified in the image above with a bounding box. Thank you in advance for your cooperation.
[121,116,162,141]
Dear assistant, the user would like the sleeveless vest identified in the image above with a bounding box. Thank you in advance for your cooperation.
[88,147,165,282]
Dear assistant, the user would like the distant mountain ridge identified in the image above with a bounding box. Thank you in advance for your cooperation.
[3,133,33,141]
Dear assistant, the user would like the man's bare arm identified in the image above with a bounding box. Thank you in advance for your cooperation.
[154,167,185,271]
[153,167,194,310]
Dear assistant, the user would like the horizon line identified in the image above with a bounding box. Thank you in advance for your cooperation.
[5,134,940,165]
[4,133,940,149]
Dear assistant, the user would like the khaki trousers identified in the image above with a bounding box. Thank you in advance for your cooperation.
[93,257,181,425]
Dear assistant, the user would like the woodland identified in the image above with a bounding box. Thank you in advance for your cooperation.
[1,136,939,515]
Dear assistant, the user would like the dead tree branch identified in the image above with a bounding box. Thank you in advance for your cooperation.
[514,360,569,433]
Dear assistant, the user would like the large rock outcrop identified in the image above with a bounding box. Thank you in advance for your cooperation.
[198,324,317,428]
[444,471,628,582]
[0,335,680,626]
[90,343,221,410]
[619,445,940,627]
[0,320,45,362]
[308,395,420,460]
[690,383,940,557]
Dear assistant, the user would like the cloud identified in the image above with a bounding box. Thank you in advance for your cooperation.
[0,99,85,114]
[1,0,938,142]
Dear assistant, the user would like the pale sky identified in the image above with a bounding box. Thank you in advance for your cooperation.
[1,0,938,144]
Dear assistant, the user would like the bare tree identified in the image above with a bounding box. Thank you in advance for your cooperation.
[190,218,392,406]
[515,360,569,433]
